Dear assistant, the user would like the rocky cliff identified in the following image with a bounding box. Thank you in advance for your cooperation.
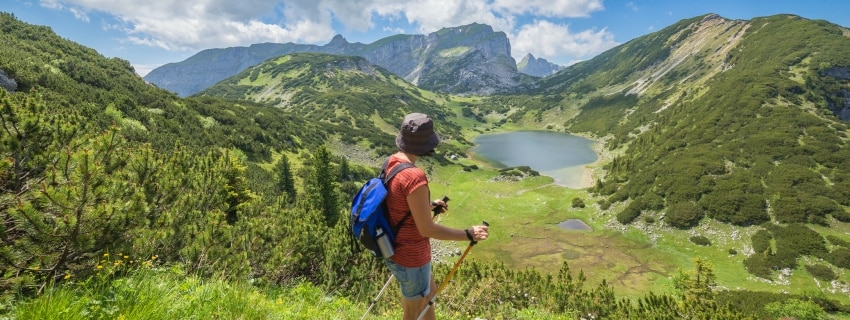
[144,23,533,96]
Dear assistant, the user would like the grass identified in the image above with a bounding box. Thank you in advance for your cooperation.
[2,266,572,320]
[420,158,678,298]
[4,266,364,320]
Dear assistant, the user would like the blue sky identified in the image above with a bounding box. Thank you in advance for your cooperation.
[3,0,849,77]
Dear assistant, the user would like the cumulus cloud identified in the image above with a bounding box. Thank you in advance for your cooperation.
[491,0,604,17]
[52,0,337,51]
[45,0,617,65]
[511,20,618,64]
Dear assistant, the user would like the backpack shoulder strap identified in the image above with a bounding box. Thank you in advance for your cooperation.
[381,158,416,237]
[383,161,415,185]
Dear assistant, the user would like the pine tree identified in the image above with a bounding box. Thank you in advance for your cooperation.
[275,153,296,203]
[307,145,339,227]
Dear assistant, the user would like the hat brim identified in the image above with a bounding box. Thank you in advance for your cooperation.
[396,131,440,156]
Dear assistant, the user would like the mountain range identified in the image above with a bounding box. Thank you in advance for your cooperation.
[145,23,560,97]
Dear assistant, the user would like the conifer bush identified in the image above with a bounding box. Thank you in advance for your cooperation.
[689,235,711,246]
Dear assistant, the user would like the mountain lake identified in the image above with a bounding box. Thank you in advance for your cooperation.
[469,130,598,189]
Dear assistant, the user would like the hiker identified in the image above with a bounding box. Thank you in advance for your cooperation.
[384,112,489,320]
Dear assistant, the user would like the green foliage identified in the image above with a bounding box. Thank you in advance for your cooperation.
[671,258,717,304]
[616,203,641,224]
[765,298,827,320]
[570,197,585,208]
[825,247,850,269]
[717,290,847,319]
[827,235,850,248]
[665,201,703,229]
[689,236,711,246]
[566,94,637,135]
[744,224,829,278]
[275,153,297,203]
[805,264,837,281]
[751,229,773,254]
[307,146,340,227]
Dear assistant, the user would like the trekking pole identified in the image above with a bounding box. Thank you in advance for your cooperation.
[416,220,489,320]
[360,196,450,320]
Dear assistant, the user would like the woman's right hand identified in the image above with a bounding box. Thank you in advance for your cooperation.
[467,225,488,241]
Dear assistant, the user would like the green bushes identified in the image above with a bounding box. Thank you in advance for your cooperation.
[571,197,586,208]
[689,235,711,246]
[805,264,837,281]
[744,224,829,278]
[665,201,704,229]
[616,203,641,224]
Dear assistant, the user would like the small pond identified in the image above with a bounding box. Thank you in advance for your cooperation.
[557,219,592,231]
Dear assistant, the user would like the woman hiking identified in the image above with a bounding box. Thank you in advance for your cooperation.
[384,112,489,320]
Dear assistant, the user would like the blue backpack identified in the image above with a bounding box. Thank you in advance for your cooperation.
[350,159,414,258]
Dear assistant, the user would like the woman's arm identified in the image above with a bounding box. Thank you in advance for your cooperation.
[407,184,487,241]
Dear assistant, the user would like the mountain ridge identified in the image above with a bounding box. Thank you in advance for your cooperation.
[145,23,539,97]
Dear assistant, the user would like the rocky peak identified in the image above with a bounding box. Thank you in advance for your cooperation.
[327,34,349,47]
[517,53,563,77]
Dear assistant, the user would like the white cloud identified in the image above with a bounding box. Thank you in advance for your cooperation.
[53,0,335,51]
[491,0,604,17]
[45,0,616,66]
[69,7,89,22]
[511,20,618,65]
[373,0,513,34]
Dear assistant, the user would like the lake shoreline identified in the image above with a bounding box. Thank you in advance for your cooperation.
[468,130,604,190]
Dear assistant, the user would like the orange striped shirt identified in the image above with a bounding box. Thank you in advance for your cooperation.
[385,155,431,268]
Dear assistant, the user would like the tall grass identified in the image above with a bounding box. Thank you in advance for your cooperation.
[3,264,584,320]
[3,266,367,320]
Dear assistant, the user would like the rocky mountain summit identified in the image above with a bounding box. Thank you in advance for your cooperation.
[144,23,536,97]
[517,53,564,77]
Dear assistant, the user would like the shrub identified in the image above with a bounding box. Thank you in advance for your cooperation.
[666,201,704,229]
[616,205,641,225]
[805,264,836,281]
[751,229,773,254]
[571,197,586,208]
[827,235,850,248]
[690,235,711,246]
[728,248,738,255]
[744,255,773,279]
[825,247,850,269]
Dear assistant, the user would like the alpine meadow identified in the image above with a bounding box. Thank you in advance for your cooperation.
[3,10,850,320]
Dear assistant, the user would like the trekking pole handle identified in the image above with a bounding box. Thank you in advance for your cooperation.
[431,195,450,216]
[471,221,489,245]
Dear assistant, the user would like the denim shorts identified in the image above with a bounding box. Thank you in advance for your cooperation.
[385,259,431,300]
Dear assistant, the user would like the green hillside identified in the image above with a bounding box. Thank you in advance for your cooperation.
[475,13,850,284]
[197,52,471,159]
[4,11,850,319]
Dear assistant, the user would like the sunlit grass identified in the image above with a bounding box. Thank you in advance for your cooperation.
[5,265,582,320]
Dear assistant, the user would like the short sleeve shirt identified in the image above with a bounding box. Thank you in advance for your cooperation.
[385,154,431,268]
